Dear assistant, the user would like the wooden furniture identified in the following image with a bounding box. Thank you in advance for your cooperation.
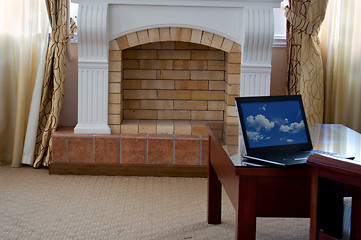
[307,154,361,240]
[207,124,361,240]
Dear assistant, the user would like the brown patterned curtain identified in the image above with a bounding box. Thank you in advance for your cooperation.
[33,0,74,168]
[286,0,328,124]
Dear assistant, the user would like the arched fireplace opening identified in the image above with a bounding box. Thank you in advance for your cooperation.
[108,27,241,146]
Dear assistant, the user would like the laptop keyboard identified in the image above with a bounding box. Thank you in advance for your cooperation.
[253,149,349,163]
[254,151,312,161]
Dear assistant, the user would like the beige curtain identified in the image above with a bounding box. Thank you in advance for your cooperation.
[285,0,328,124]
[321,0,361,133]
[32,0,76,168]
[0,0,49,167]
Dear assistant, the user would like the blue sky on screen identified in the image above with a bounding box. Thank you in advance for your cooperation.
[241,100,308,148]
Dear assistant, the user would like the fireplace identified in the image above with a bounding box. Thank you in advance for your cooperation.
[50,0,282,176]
[72,0,280,136]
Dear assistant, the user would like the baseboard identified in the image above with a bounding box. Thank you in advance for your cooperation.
[49,163,207,178]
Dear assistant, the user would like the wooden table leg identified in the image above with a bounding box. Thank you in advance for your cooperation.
[351,187,361,240]
[310,168,319,240]
[236,176,257,240]
[208,162,222,224]
[317,178,344,238]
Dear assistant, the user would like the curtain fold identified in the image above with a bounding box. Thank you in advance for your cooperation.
[21,40,49,165]
[32,0,71,168]
[321,0,361,133]
[0,0,49,167]
[286,0,328,124]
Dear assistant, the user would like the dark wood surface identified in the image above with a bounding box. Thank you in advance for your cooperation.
[207,124,361,240]
[207,130,311,240]
[307,154,361,240]
[207,160,222,224]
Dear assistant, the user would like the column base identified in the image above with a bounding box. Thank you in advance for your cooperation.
[74,123,111,134]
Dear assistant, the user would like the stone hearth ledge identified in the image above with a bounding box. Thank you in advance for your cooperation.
[50,126,210,177]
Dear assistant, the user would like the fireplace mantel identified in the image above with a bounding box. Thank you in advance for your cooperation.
[72,0,282,134]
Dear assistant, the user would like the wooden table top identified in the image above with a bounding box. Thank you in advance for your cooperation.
[218,124,361,168]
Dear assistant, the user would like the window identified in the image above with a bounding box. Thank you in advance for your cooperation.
[0,1,49,36]
[273,0,288,47]
[70,2,79,43]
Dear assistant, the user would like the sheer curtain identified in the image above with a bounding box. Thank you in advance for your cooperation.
[321,0,361,133]
[0,0,49,166]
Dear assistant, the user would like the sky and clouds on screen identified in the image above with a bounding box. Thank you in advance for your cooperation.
[241,101,308,148]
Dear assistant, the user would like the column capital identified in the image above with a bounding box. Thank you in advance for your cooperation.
[78,3,109,63]
[240,8,274,96]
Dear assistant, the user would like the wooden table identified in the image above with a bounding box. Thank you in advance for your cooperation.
[207,124,361,240]
[308,154,361,240]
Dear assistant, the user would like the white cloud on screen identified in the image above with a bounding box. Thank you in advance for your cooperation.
[259,105,267,111]
[280,138,295,143]
[246,114,275,131]
[279,120,305,133]
[247,131,271,142]
[247,131,262,141]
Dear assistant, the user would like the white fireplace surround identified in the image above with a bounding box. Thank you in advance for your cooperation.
[72,0,282,134]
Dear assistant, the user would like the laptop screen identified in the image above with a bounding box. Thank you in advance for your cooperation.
[235,95,313,154]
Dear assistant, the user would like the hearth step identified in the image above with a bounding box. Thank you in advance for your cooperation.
[50,126,210,177]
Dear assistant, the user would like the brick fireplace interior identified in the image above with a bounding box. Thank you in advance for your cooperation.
[108,27,240,145]
[115,41,226,137]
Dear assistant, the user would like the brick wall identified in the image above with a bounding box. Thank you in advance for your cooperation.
[108,27,240,146]
[122,41,225,122]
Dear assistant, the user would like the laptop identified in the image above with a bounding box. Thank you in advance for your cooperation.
[235,95,347,166]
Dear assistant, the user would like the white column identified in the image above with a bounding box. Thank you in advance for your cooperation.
[240,8,274,97]
[74,3,111,134]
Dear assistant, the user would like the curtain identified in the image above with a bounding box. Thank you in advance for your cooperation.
[285,0,328,124]
[321,0,361,133]
[32,0,75,168]
[0,0,49,167]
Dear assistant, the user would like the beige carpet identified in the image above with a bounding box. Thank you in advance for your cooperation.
[0,165,309,239]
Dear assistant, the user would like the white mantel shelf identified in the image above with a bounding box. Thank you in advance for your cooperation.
[73,0,280,7]
[72,0,282,134]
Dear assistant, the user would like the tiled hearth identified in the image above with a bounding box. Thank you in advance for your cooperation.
[51,126,209,177]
